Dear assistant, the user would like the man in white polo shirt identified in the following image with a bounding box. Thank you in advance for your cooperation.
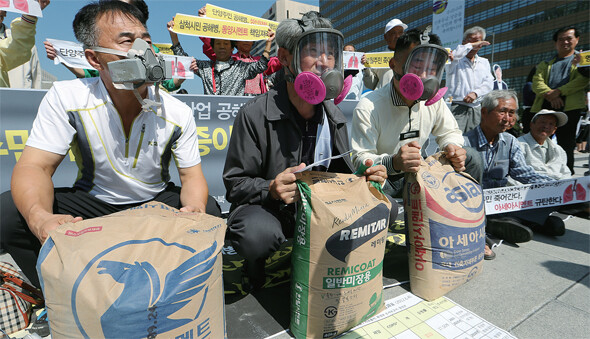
[0,1,220,288]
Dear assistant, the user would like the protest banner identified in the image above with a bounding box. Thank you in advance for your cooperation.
[0,88,359,212]
[154,43,173,55]
[160,54,194,79]
[0,0,42,17]
[577,50,590,68]
[432,0,465,50]
[483,177,589,215]
[172,13,269,41]
[343,51,364,70]
[362,52,394,69]
[45,38,94,70]
[205,3,278,31]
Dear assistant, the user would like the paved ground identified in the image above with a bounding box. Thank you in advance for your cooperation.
[2,154,588,338]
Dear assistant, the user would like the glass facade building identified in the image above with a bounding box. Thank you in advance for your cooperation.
[321,0,590,101]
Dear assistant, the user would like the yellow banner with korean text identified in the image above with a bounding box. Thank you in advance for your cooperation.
[153,43,173,55]
[363,52,395,69]
[578,50,590,67]
[172,13,269,41]
[205,3,278,31]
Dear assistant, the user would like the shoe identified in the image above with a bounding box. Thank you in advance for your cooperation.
[533,215,566,236]
[484,237,496,260]
[486,217,533,243]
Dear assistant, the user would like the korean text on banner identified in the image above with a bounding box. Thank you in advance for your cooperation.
[363,52,394,69]
[483,177,589,215]
[159,54,194,79]
[343,51,364,70]
[45,38,94,70]
[577,50,590,68]
[154,43,173,55]
[0,0,42,17]
[172,13,269,41]
[205,3,278,31]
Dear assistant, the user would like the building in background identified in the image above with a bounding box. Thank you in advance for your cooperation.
[251,0,319,55]
[321,0,589,103]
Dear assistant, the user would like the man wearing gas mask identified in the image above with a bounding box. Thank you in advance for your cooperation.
[0,1,220,288]
[222,12,393,291]
[352,28,483,198]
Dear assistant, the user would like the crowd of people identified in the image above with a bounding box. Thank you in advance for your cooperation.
[0,0,588,292]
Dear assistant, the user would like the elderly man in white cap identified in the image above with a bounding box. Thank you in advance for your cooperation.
[361,18,407,90]
[509,109,571,183]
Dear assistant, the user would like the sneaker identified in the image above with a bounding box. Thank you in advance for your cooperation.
[486,217,533,243]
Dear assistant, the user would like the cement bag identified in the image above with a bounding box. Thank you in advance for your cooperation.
[291,171,391,339]
[37,202,226,339]
[404,152,485,301]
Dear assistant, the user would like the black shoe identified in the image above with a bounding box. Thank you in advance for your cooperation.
[486,217,533,243]
[533,215,566,236]
[484,237,496,260]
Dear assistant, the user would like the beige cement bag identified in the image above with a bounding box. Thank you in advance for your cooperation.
[37,202,226,339]
[404,153,485,301]
[291,171,392,339]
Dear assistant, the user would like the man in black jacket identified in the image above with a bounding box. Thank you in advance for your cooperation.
[222,12,393,290]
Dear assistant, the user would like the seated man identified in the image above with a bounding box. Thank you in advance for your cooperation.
[0,1,220,288]
[222,12,395,290]
[465,90,563,257]
[352,28,482,198]
[511,109,571,182]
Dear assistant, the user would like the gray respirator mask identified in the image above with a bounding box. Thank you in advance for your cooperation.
[91,38,172,110]
[393,26,449,106]
[284,13,352,105]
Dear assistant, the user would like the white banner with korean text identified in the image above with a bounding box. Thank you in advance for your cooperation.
[432,0,465,50]
[483,177,589,215]
[46,38,95,70]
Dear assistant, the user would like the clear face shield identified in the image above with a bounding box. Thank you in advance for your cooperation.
[290,29,352,105]
[397,27,449,106]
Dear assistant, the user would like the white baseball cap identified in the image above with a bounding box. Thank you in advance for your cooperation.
[384,18,407,34]
[532,109,568,127]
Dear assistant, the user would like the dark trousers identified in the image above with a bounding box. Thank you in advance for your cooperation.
[0,184,221,288]
[227,196,399,288]
[556,109,584,174]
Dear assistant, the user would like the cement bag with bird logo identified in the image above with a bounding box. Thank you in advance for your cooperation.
[291,171,391,339]
[404,152,485,301]
[37,202,226,339]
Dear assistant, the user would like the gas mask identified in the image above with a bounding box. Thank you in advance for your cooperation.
[284,14,351,105]
[395,26,448,106]
[91,38,172,111]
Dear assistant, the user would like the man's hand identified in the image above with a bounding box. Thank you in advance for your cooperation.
[361,159,387,184]
[40,0,50,10]
[463,92,478,103]
[361,54,367,65]
[471,40,490,50]
[179,205,203,213]
[31,213,82,244]
[269,163,306,203]
[198,6,206,17]
[189,58,198,73]
[43,40,57,60]
[549,97,564,109]
[445,144,466,172]
[393,141,422,173]
[544,88,562,101]
[266,29,275,43]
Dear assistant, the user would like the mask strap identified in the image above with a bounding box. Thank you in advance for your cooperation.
[133,86,163,113]
[89,46,128,57]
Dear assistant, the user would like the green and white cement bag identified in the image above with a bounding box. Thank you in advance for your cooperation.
[37,202,227,339]
[404,153,485,301]
[291,171,392,339]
